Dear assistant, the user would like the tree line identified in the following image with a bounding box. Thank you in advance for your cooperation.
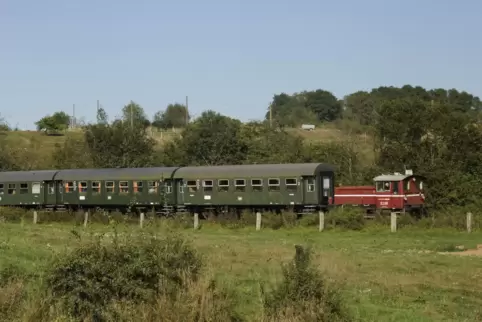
[1,84,481,210]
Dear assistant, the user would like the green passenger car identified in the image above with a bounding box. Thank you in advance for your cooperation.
[52,167,179,211]
[172,163,335,213]
[0,170,58,207]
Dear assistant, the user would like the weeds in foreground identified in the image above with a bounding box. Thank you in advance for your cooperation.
[261,245,352,322]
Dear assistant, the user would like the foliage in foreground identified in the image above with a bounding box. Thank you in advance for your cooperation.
[261,245,352,322]
[0,227,354,322]
[23,232,240,322]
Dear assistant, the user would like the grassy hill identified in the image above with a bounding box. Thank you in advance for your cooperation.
[0,123,375,169]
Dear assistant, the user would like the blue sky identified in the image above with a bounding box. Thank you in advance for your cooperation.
[1,0,481,129]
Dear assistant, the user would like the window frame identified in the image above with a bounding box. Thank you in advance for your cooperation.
[268,178,280,192]
[92,181,101,194]
[234,179,246,192]
[218,179,229,192]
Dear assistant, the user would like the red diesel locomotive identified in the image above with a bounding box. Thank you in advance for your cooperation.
[334,170,426,215]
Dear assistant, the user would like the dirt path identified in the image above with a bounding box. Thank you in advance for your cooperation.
[440,244,482,257]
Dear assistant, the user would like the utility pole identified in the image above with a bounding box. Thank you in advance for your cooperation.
[72,104,76,129]
[269,101,272,128]
[185,95,189,126]
[130,104,133,129]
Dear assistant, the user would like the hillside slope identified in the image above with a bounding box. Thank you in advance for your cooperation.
[0,125,375,169]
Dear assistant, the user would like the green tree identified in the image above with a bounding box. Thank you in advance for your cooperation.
[162,110,247,166]
[35,111,71,133]
[152,103,189,129]
[53,136,93,169]
[239,122,305,164]
[121,101,150,128]
[266,90,341,126]
[84,119,156,168]
[96,106,109,125]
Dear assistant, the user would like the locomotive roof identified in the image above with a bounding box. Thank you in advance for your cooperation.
[173,163,334,179]
[373,174,422,181]
[55,167,179,180]
[0,170,58,182]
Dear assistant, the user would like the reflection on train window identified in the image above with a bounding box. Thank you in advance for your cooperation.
[148,181,158,194]
[307,178,315,192]
[203,180,213,192]
[65,182,74,193]
[106,181,114,193]
[19,183,28,194]
[79,181,88,193]
[92,181,101,194]
[119,181,129,193]
[187,180,197,192]
[134,181,143,193]
[285,178,297,192]
[251,179,263,192]
[234,179,245,192]
[218,179,229,192]
[268,178,280,192]
[8,183,16,195]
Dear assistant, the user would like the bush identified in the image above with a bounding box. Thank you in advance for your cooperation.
[32,233,204,320]
[261,245,352,322]
[327,207,365,231]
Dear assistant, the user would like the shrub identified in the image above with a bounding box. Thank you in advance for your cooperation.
[261,245,352,322]
[327,207,365,231]
[36,233,204,320]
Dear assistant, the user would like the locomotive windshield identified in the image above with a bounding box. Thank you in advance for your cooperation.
[376,181,390,192]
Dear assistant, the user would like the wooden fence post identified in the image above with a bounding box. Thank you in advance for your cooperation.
[256,212,261,231]
[390,212,397,232]
[318,211,325,232]
[139,212,144,228]
[83,211,89,228]
[467,212,472,233]
[194,213,199,229]
[33,211,38,224]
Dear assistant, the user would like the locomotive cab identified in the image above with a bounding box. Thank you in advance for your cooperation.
[373,170,426,213]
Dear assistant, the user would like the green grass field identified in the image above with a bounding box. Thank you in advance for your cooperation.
[1,219,481,321]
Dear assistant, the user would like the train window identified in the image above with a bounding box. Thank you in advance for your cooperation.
[79,181,88,193]
[307,178,315,192]
[406,181,410,191]
[203,180,213,192]
[32,182,41,194]
[419,181,423,190]
[164,181,172,194]
[0,183,4,195]
[7,183,16,194]
[148,181,158,194]
[92,181,101,194]
[251,179,263,192]
[47,182,55,194]
[268,178,280,192]
[376,181,390,192]
[179,181,184,193]
[285,178,297,192]
[65,182,74,193]
[218,179,229,192]
[19,183,28,194]
[105,181,114,193]
[187,180,198,192]
[234,179,245,192]
[119,181,129,193]
[133,181,143,193]
[392,182,399,195]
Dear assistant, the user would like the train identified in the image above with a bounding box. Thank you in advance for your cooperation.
[0,163,426,216]
[0,163,335,216]
[334,169,426,216]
